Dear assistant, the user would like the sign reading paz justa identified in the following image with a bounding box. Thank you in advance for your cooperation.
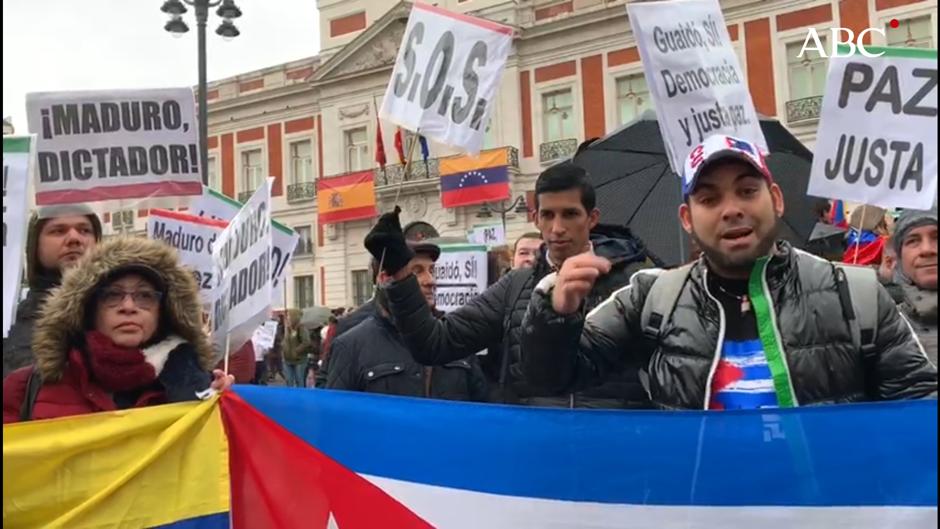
[211,179,273,359]
[191,186,298,307]
[808,46,938,210]
[380,2,513,154]
[26,88,203,210]
[433,243,487,312]
[627,0,766,173]
[3,136,34,338]
[147,209,228,305]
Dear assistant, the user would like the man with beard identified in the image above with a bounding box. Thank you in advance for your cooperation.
[521,135,936,410]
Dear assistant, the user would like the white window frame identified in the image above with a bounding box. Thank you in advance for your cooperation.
[539,87,577,144]
[783,33,829,101]
[237,145,266,196]
[612,71,655,128]
[875,7,938,49]
[206,154,221,191]
[294,225,314,256]
[343,126,370,173]
[288,139,315,185]
[772,20,832,119]
[294,275,315,309]
[534,74,581,149]
[350,269,373,307]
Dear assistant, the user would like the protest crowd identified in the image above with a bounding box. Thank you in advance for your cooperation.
[2,0,937,527]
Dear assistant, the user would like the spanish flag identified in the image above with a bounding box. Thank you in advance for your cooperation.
[439,148,511,209]
[316,170,378,225]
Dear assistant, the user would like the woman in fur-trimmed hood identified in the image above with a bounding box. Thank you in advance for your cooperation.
[3,237,232,423]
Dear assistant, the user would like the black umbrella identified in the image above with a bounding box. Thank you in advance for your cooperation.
[806,222,847,261]
[573,110,818,267]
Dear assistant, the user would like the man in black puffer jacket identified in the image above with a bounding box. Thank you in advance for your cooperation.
[364,162,655,408]
[523,135,936,410]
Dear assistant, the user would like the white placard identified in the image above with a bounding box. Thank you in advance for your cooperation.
[26,88,203,210]
[147,209,227,305]
[627,0,767,173]
[3,136,34,338]
[210,179,273,359]
[433,243,488,313]
[252,320,278,351]
[192,186,299,308]
[808,46,938,210]
[379,2,513,154]
[467,223,505,248]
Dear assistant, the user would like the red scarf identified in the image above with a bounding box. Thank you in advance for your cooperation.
[83,331,158,393]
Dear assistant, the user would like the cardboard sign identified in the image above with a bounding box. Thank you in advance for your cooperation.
[147,209,228,305]
[433,243,488,312]
[210,180,273,358]
[467,223,505,248]
[26,88,203,210]
[380,2,513,154]
[808,46,938,210]
[627,0,766,173]
[3,136,34,338]
[192,186,298,307]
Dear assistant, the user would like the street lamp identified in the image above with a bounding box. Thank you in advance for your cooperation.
[160,0,242,185]
[477,195,529,241]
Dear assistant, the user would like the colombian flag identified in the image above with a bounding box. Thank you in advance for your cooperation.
[4,389,936,529]
[316,170,378,226]
[439,148,511,209]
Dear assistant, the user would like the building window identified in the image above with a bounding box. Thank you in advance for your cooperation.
[616,74,653,126]
[289,140,314,184]
[240,149,264,194]
[112,210,135,233]
[294,275,315,309]
[351,270,373,306]
[294,225,313,256]
[887,16,935,49]
[786,37,828,100]
[541,89,575,142]
[344,128,369,172]
[207,155,220,191]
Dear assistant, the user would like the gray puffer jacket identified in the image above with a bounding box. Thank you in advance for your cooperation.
[522,242,937,410]
[898,283,938,367]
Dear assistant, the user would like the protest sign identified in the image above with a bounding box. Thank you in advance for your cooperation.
[808,46,938,210]
[147,209,228,304]
[627,0,766,173]
[467,223,505,248]
[210,180,273,360]
[252,320,278,351]
[433,243,487,312]
[380,2,513,154]
[3,136,34,338]
[192,186,298,307]
[26,88,203,210]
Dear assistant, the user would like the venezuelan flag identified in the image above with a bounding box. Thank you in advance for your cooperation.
[316,170,378,225]
[439,148,511,208]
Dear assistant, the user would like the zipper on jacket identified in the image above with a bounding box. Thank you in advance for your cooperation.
[700,267,727,410]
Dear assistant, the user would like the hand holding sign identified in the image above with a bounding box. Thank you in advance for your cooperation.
[380,3,513,154]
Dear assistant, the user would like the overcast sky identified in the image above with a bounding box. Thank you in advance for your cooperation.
[3,0,321,131]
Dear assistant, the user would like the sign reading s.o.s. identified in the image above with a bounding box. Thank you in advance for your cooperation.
[380,2,513,154]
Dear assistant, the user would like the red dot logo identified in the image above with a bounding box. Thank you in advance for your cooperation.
[890,19,900,28]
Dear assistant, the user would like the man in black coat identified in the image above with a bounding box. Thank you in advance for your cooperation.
[327,240,487,401]
[364,163,654,408]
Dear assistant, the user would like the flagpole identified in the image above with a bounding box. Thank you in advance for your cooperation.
[398,127,421,204]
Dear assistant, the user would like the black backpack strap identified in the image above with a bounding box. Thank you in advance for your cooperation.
[19,367,42,422]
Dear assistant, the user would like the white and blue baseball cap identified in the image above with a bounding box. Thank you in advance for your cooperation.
[682,135,771,198]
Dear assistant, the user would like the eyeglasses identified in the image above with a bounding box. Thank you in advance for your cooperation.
[98,289,163,309]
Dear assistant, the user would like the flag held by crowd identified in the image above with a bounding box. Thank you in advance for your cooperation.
[4,388,937,528]
[379,2,513,154]
[439,148,511,208]
[316,170,378,225]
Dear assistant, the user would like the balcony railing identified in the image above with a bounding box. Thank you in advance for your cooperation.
[785,95,823,124]
[539,138,578,164]
[294,241,314,256]
[287,182,316,204]
[237,190,254,203]
[374,146,520,188]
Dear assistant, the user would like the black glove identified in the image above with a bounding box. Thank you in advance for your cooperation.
[364,206,414,276]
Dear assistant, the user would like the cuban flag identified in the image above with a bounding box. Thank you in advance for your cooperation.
[4,388,936,528]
